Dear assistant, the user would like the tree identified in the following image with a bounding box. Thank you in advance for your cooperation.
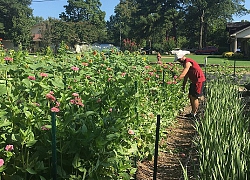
[0,0,33,48]
[59,0,107,43]
[187,0,249,48]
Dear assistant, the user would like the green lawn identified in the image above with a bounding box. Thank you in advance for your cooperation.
[145,54,250,67]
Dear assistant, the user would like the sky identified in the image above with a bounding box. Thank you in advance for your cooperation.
[30,0,250,22]
[30,0,119,21]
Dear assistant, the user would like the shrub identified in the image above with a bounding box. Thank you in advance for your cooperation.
[232,52,244,59]
[222,51,234,58]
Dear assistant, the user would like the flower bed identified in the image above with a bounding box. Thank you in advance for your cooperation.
[0,49,187,179]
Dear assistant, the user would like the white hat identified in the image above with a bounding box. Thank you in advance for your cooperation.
[174,52,186,62]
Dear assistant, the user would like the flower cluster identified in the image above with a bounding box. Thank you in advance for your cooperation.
[45,91,60,112]
[70,93,84,107]
[45,91,56,102]
[0,145,14,167]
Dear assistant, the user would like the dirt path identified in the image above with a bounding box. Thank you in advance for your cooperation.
[136,105,200,180]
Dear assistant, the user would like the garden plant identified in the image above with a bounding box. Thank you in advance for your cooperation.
[0,42,187,179]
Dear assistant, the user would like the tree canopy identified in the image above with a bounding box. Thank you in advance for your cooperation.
[0,0,33,47]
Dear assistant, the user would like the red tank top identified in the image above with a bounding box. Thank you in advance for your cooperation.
[184,58,206,83]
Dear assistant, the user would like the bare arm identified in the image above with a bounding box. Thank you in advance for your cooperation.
[177,62,192,91]
[177,62,192,80]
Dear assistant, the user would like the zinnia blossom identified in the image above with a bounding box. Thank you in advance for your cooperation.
[82,62,89,66]
[72,93,79,97]
[5,145,14,151]
[51,107,60,112]
[71,66,79,71]
[4,57,13,61]
[41,125,50,131]
[128,129,135,135]
[0,159,4,167]
[40,72,48,77]
[121,72,126,77]
[46,93,56,102]
[28,76,36,80]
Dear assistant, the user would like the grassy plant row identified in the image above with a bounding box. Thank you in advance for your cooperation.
[195,76,250,179]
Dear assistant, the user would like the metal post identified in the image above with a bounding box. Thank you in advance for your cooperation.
[233,58,236,77]
[153,115,161,180]
[51,112,57,180]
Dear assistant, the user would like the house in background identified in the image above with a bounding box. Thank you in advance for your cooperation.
[30,24,43,52]
[226,22,250,56]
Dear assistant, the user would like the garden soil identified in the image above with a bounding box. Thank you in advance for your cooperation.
[136,103,203,180]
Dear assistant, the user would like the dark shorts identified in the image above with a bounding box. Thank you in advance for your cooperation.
[189,81,205,98]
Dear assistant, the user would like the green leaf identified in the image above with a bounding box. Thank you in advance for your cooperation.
[84,111,96,117]
[26,167,37,174]
[39,176,46,180]
[0,84,7,95]
[0,120,12,128]
[127,143,138,154]
[51,78,64,89]
[72,153,81,168]
[26,140,37,147]
[22,78,31,88]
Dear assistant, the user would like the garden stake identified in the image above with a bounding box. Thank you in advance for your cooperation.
[134,81,139,124]
[204,57,207,97]
[153,115,161,180]
[51,112,57,180]
[162,70,165,86]
[233,58,236,77]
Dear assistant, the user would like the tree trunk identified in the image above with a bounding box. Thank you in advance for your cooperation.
[199,10,205,49]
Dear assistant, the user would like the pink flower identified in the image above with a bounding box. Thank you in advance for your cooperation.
[55,101,60,107]
[167,81,172,84]
[155,74,159,78]
[49,91,54,95]
[4,57,13,61]
[72,93,79,97]
[148,72,154,76]
[46,93,56,102]
[70,99,75,104]
[109,108,113,112]
[157,61,163,65]
[121,72,126,77]
[41,125,50,131]
[0,159,4,167]
[51,107,60,112]
[40,72,48,77]
[145,65,150,69]
[33,102,40,107]
[5,145,14,151]
[71,66,79,71]
[174,75,178,79]
[108,77,112,82]
[128,129,135,135]
[28,76,36,80]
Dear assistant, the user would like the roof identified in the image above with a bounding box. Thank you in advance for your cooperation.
[226,22,250,34]
[230,25,250,38]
